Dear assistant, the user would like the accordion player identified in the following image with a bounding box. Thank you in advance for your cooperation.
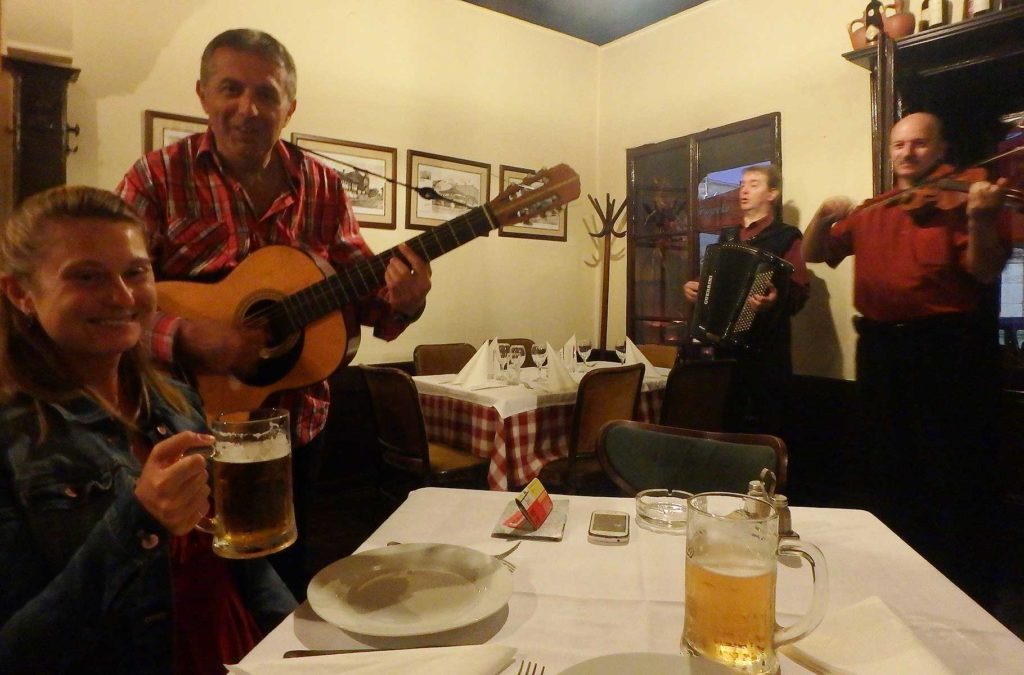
[690,242,795,350]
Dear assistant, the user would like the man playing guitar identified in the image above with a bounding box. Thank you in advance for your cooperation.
[117,28,431,598]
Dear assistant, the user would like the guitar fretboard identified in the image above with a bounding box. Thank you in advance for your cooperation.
[278,205,495,330]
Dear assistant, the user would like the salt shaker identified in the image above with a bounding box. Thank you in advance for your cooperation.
[745,480,772,517]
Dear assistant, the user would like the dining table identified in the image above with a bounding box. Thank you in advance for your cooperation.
[413,362,669,490]
[239,487,1024,673]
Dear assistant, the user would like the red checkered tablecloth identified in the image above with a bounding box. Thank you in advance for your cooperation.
[419,388,664,491]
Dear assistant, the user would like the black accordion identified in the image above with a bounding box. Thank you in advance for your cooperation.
[690,242,794,349]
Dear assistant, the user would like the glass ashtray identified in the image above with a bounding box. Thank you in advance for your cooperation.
[635,489,692,534]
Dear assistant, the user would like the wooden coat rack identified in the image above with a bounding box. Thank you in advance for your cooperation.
[585,193,628,351]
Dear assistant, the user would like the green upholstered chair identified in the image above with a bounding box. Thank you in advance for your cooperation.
[597,420,787,497]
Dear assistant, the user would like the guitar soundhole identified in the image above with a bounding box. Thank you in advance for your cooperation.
[240,298,303,388]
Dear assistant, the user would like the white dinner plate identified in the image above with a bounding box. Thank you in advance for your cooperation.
[560,652,735,675]
[306,543,513,637]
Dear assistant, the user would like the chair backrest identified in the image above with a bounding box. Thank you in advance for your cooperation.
[659,359,736,432]
[568,364,645,474]
[413,342,476,376]
[498,337,536,368]
[597,420,788,497]
[360,365,431,477]
[637,343,679,369]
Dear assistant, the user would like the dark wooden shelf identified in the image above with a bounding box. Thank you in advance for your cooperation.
[843,5,1024,71]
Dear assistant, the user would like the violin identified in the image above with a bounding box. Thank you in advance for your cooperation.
[850,146,1024,218]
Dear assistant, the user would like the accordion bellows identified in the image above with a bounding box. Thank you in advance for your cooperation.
[690,242,794,349]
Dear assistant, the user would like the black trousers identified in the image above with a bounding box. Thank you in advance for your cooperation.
[719,336,792,438]
[854,313,1002,599]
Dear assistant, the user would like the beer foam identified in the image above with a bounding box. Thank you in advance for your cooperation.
[215,433,290,463]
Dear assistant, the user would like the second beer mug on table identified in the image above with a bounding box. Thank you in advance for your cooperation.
[682,492,828,674]
[197,408,297,559]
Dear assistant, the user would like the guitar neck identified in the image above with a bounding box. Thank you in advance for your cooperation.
[282,204,497,329]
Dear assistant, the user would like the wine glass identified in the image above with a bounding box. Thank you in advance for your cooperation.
[497,342,511,382]
[577,338,593,368]
[531,343,548,379]
[509,345,526,384]
[615,340,627,363]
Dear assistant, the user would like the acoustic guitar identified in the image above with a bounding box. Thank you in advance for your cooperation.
[157,164,580,415]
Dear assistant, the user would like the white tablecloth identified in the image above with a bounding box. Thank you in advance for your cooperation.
[241,488,1024,673]
[414,362,669,419]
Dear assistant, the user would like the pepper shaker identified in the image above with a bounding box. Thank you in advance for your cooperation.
[773,494,799,539]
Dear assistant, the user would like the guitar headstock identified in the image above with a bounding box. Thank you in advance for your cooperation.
[484,164,581,232]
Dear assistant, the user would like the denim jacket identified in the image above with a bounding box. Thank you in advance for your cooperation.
[0,380,296,674]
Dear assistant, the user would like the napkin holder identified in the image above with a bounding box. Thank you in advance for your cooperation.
[492,478,568,540]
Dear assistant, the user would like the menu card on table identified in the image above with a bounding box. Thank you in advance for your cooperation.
[492,478,568,540]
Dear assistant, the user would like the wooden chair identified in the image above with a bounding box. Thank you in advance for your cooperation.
[498,337,536,367]
[413,342,476,376]
[597,420,788,497]
[360,365,489,500]
[637,343,680,369]
[538,363,645,495]
[659,359,736,432]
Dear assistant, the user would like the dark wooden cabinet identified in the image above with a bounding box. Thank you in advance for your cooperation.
[843,5,1024,193]
[3,58,80,205]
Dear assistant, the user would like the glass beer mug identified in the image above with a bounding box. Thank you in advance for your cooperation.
[682,492,828,675]
[197,409,297,559]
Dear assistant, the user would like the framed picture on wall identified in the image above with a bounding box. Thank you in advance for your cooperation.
[497,164,568,241]
[291,133,397,229]
[144,110,207,151]
[406,150,490,230]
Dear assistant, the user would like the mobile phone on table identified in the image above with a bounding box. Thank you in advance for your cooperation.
[588,509,630,544]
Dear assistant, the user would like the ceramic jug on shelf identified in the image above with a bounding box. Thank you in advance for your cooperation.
[848,16,868,49]
[883,0,916,38]
[849,0,885,50]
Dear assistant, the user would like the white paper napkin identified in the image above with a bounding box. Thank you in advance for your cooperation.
[227,645,516,675]
[537,341,578,393]
[623,337,662,379]
[780,596,953,674]
[452,341,504,390]
[560,335,576,367]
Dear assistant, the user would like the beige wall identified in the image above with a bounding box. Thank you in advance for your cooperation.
[3,0,74,62]
[12,0,879,376]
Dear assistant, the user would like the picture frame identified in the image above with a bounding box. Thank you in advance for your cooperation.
[497,164,568,241]
[291,133,398,229]
[144,110,207,152]
[406,150,491,230]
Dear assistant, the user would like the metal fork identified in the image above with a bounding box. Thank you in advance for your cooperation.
[494,541,520,573]
[517,659,545,675]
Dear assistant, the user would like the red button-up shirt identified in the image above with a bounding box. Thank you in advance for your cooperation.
[118,131,410,444]
[826,191,1011,322]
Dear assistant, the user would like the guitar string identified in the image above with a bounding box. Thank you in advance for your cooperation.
[298,146,476,209]
[238,206,489,330]
[235,145,481,329]
[236,170,562,331]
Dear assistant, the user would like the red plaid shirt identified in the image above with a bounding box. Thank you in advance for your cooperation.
[117,130,411,445]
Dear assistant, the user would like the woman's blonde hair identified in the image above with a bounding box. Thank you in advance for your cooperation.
[0,186,189,423]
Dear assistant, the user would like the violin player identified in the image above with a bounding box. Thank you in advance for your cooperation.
[802,112,1010,604]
